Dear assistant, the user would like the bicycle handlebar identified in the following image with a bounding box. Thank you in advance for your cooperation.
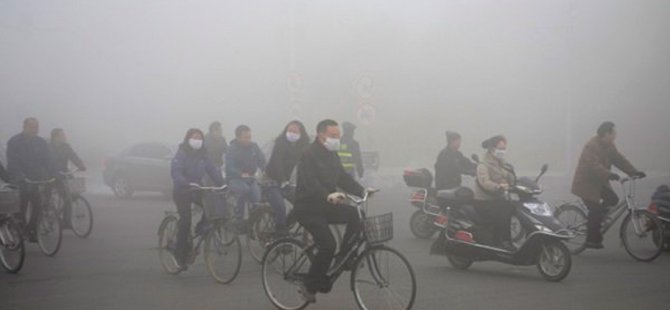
[188,183,228,192]
[24,178,56,185]
[345,189,380,205]
[620,175,645,184]
[58,168,81,177]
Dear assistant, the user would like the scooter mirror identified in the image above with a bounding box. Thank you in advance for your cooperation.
[541,164,549,174]
[471,154,480,163]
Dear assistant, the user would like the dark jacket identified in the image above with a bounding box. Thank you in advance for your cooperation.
[204,133,228,167]
[50,141,86,173]
[6,133,54,181]
[294,140,365,213]
[265,137,308,183]
[572,136,637,202]
[434,147,476,190]
[340,134,364,178]
[171,143,224,191]
[225,140,266,179]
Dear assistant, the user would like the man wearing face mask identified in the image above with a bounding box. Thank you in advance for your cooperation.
[474,135,516,251]
[293,119,367,303]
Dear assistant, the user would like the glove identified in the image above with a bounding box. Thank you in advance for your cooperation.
[632,171,646,179]
[608,173,621,181]
[327,192,345,204]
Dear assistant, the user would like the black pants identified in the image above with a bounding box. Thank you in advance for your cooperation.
[583,186,619,243]
[295,205,361,294]
[173,189,203,265]
[475,200,514,244]
[19,183,42,234]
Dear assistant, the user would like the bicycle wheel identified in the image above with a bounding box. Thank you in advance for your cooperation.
[620,210,664,262]
[0,219,25,273]
[262,238,312,310]
[205,221,242,284]
[409,210,437,239]
[352,246,417,310]
[536,240,572,282]
[554,204,588,255]
[248,205,277,263]
[70,196,93,238]
[37,205,63,257]
[158,215,182,275]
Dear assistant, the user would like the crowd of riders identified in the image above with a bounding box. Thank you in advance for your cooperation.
[1,117,87,242]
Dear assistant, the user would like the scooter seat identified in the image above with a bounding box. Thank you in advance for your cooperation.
[437,187,475,204]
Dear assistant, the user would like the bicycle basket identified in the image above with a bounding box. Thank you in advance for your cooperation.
[0,188,20,215]
[364,212,394,244]
[68,177,86,195]
[202,191,229,220]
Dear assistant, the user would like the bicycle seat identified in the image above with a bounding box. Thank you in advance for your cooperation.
[436,187,474,205]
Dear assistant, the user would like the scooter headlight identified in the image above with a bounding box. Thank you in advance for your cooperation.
[523,202,552,217]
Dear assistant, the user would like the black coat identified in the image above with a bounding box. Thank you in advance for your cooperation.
[434,147,476,190]
[6,133,54,181]
[340,135,364,178]
[294,140,364,213]
[265,138,308,183]
[50,142,86,173]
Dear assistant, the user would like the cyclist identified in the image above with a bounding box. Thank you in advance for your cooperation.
[204,121,228,169]
[6,117,55,242]
[49,128,87,228]
[225,125,266,231]
[434,131,476,190]
[171,128,225,269]
[338,121,364,179]
[263,120,309,234]
[572,121,645,249]
[294,119,367,303]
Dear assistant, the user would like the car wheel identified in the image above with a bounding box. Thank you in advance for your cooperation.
[112,174,134,198]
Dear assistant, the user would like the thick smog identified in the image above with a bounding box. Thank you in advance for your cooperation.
[1,1,669,310]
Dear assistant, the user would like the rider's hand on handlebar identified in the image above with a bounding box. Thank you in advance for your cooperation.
[365,187,380,195]
[498,183,510,191]
[608,173,621,181]
[327,192,346,205]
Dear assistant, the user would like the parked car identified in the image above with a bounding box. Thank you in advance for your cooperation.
[103,142,176,198]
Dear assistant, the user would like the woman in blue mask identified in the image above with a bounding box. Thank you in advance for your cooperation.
[264,120,310,233]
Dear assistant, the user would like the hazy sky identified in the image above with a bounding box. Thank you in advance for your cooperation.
[1,0,669,174]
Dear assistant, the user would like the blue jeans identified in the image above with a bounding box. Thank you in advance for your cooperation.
[265,186,287,228]
[229,179,261,222]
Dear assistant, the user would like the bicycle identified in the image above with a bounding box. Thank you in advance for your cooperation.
[157,184,242,284]
[52,169,93,238]
[0,184,24,273]
[246,183,343,264]
[22,178,63,256]
[261,190,417,310]
[555,175,664,262]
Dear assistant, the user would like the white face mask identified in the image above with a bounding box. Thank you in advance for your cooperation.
[189,138,203,150]
[323,137,341,152]
[493,149,506,160]
[286,132,301,143]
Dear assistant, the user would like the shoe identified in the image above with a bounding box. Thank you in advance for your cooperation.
[297,282,316,303]
[585,241,604,249]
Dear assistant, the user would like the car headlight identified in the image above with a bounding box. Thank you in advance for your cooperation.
[523,202,552,217]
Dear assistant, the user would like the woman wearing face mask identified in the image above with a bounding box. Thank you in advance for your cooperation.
[474,135,517,251]
[263,120,310,233]
[171,128,225,269]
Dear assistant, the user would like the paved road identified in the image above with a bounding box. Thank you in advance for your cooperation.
[2,179,670,310]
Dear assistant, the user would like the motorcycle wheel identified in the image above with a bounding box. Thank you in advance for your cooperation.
[409,209,437,239]
[536,240,572,282]
[447,254,473,270]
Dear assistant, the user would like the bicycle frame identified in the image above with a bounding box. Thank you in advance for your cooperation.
[578,177,644,235]
[279,191,389,288]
